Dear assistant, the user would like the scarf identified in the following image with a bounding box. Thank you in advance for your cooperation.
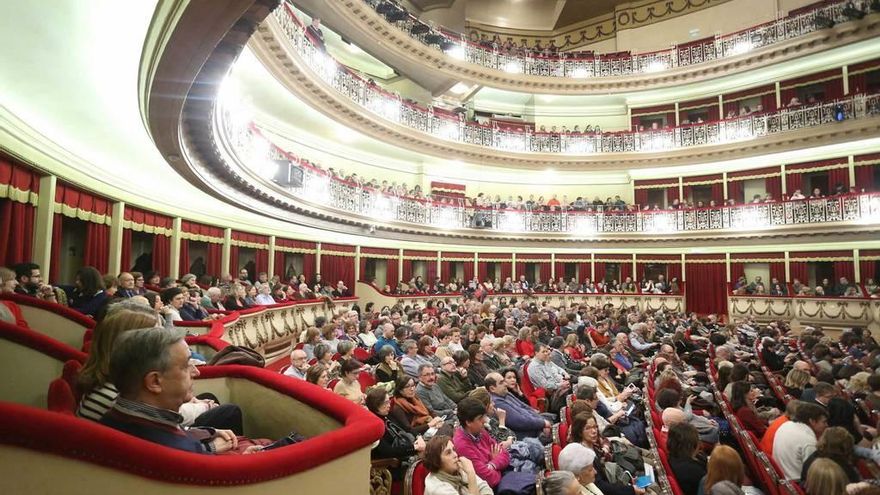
[395,396,430,427]
[598,377,619,398]
[432,471,468,494]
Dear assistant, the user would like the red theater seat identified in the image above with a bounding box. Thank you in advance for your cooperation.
[404,459,428,495]
[47,378,76,415]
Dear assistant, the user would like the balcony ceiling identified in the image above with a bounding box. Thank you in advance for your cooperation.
[465,0,627,31]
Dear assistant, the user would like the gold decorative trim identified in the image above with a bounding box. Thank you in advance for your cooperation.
[230,240,270,249]
[122,220,172,237]
[275,246,317,254]
[780,73,842,91]
[0,185,38,206]
[180,232,224,244]
[361,253,399,259]
[682,178,723,186]
[788,256,853,261]
[322,249,356,257]
[785,162,848,174]
[729,258,785,263]
[517,258,553,262]
[53,203,111,225]
[855,158,880,167]
[465,0,730,52]
[440,257,475,261]
[684,259,727,263]
[634,182,679,190]
[679,102,718,112]
[724,88,776,104]
[861,255,880,261]
[636,259,682,263]
[728,171,781,181]
[478,257,513,263]
[402,255,437,261]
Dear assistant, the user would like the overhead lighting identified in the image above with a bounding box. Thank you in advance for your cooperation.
[503,61,522,73]
[445,45,466,60]
[449,82,470,95]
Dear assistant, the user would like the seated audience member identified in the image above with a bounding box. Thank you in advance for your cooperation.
[761,399,799,455]
[569,411,639,495]
[423,435,493,495]
[254,283,275,305]
[179,289,211,321]
[365,387,425,479]
[374,323,403,356]
[730,381,767,437]
[467,344,491,388]
[541,471,582,495]
[666,422,707,495]
[223,282,249,311]
[116,272,138,298]
[501,367,533,407]
[452,397,511,489]
[699,445,746,495]
[67,266,109,317]
[100,326,263,453]
[528,342,571,412]
[284,348,310,380]
[439,351,475,403]
[305,363,330,389]
[333,358,365,404]
[800,426,860,484]
[589,354,631,414]
[376,344,402,383]
[803,458,849,495]
[416,363,456,418]
[0,267,28,327]
[772,402,828,480]
[200,286,226,311]
[160,287,186,326]
[313,343,340,380]
[549,336,584,375]
[784,368,810,399]
[485,372,550,440]
[391,374,446,437]
[557,442,606,495]
[401,338,430,379]
[13,262,57,302]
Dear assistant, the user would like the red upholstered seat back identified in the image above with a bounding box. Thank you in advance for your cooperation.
[62,359,83,402]
[47,378,76,415]
[557,422,569,446]
[328,379,339,390]
[406,460,429,495]
[359,369,377,392]
[293,342,305,350]
[353,347,371,362]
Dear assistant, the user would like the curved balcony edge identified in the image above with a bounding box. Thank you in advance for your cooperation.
[299,0,880,94]
[728,293,880,332]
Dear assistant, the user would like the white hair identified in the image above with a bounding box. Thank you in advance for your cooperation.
[557,443,596,474]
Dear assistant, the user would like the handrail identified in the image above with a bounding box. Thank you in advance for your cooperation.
[271,5,880,156]
[218,115,880,234]
[359,0,860,79]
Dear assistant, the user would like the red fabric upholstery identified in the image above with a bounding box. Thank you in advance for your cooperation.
[556,422,569,446]
[0,320,86,364]
[407,459,429,495]
[47,378,76,415]
[353,347,370,362]
[358,370,377,393]
[0,292,96,330]
[62,359,83,401]
[0,365,384,485]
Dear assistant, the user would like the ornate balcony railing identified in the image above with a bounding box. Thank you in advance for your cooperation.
[220,108,880,235]
[273,4,880,155]
[361,0,860,79]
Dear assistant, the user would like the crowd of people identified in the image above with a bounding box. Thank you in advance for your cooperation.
[377,274,680,298]
[4,254,880,495]
[731,275,879,298]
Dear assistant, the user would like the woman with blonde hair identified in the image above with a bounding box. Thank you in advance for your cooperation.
[804,458,848,495]
[562,333,585,362]
[800,426,860,483]
[698,445,745,495]
[0,267,28,327]
[783,368,811,399]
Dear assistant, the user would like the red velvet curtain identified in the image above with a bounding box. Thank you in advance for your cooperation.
[554,262,567,281]
[255,249,269,276]
[685,260,727,315]
[710,183,723,204]
[766,176,782,200]
[402,259,414,282]
[426,260,437,282]
[788,261,808,285]
[727,180,743,203]
[178,239,190,275]
[463,260,474,281]
[477,261,489,281]
[121,229,132,271]
[515,261,526,279]
[387,258,399,287]
[769,262,786,283]
[668,261,682,283]
[833,261,855,282]
[153,235,170,276]
[577,262,590,282]
[594,263,606,282]
[207,243,222,278]
[785,171,802,198]
[634,189,649,208]
[83,223,109,274]
[860,259,877,283]
[539,262,552,284]
[619,261,632,282]
[441,260,452,281]
[855,165,876,192]
[321,253,355,289]
[229,245,239,276]
[50,214,62,283]
[498,261,511,282]
[827,167,849,192]
[730,263,744,284]
[274,250,286,279]
[0,199,35,268]
[666,186,679,206]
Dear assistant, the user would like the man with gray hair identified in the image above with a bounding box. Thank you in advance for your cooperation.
[400,339,428,379]
[415,363,455,418]
[628,322,657,354]
[200,286,225,311]
[100,327,247,454]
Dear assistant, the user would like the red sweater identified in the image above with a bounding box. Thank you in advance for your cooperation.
[735,405,767,438]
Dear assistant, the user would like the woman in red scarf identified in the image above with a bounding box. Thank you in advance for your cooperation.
[390,375,444,436]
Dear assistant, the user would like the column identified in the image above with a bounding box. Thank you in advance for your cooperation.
[674,103,680,126]
[398,248,404,281]
[631,254,637,281]
[268,235,276,278]
[221,228,232,277]
[854,248,861,283]
[354,245,361,283]
[511,253,517,279]
[784,251,791,282]
[842,66,849,95]
[32,175,57,274]
[780,164,787,195]
[678,177,684,202]
[722,172,728,201]
[775,81,781,109]
[848,155,856,188]
[680,254,686,282]
[590,253,595,280]
[315,242,323,276]
[725,253,731,283]
[551,253,556,279]
[107,202,125,275]
[170,217,182,279]
[473,256,478,281]
[436,252,441,282]
[718,95,724,119]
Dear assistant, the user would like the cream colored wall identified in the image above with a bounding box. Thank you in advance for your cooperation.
[383,77,435,106]
[616,0,780,53]
[743,262,771,284]
[573,37,617,55]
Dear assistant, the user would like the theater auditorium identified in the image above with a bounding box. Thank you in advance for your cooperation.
[2,0,880,493]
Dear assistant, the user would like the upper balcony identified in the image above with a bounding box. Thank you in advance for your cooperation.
[249,4,880,169]
[291,0,880,94]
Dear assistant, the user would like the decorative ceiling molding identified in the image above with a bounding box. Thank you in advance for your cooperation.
[465,0,731,51]
[292,0,880,94]
[248,15,880,171]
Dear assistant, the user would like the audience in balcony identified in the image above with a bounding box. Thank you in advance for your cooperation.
[66,266,109,317]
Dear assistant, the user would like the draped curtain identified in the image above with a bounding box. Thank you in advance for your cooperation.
[121,229,132,271]
[855,164,876,192]
[0,199,35,268]
[594,263,605,282]
[402,259,414,282]
[859,251,879,283]
[833,261,855,282]
[788,262,808,285]
[766,176,782,200]
[441,260,453,282]
[229,245,239,276]
[780,70,843,104]
[50,214,62,283]
[463,261,474,281]
[634,189,649,208]
[619,261,632,282]
[254,249,269,276]
[554,262,568,281]
[275,250,286,280]
[667,261,682,284]
[685,257,727,315]
[666,186,679,205]
[207,243,222,279]
[785,171,803,197]
[177,238,189,276]
[477,261,489,282]
[387,258,399,287]
[577,262,590,282]
[711,183,723,204]
[769,262,786,283]
[498,261,511,282]
[727,180,743,203]
[320,243,356,289]
[723,85,777,113]
[152,235,170,276]
[83,222,109,274]
[827,167,850,191]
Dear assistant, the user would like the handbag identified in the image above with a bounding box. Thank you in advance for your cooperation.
[207,345,265,367]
